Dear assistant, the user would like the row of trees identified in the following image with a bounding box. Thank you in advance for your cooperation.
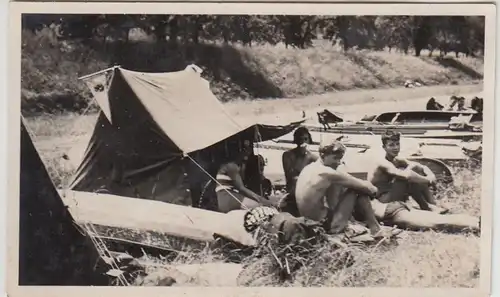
[23,14,485,57]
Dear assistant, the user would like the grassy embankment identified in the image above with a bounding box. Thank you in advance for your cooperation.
[21,28,483,115]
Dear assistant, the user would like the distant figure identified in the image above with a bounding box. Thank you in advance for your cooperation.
[470,96,484,114]
[448,95,466,111]
[426,97,444,111]
[317,109,343,130]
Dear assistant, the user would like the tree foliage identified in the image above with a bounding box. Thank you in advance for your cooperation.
[22,14,485,57]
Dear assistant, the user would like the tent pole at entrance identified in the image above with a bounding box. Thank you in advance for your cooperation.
[78,65,121,81]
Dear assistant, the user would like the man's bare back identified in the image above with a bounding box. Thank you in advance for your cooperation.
[295,159,377,221]
[295,160,341,221]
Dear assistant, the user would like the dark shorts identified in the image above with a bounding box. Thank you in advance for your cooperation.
[383,201,410,221]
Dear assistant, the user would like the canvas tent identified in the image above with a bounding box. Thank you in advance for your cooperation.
[19,117,109,286]
[68,65,303,208]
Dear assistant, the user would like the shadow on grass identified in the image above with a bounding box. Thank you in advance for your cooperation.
[108,41,283,101]
[421,56,483,80]
[344,51,387,85]
[21,91,92,117]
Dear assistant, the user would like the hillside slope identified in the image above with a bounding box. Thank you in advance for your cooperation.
[21,30,484,115]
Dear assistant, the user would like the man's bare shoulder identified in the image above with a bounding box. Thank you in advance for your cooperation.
[312,164,346,180]
[307,151,319,161]
[371,155,392,169]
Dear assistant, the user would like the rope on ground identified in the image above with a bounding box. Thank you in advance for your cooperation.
[85,223,130,286]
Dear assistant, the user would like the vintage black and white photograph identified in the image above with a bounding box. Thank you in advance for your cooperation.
[7,2,496,295]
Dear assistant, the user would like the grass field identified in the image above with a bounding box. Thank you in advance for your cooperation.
[23,83,484,287]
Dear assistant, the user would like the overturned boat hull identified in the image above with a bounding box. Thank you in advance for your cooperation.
[60,190,259,247]
[314,109,482,140]
[304,123,482,140]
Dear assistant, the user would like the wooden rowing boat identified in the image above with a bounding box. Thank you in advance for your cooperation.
[315,109,483,140]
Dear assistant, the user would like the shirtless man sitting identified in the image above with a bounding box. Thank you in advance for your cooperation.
[368,130,480,233]
[280,127,318,216]
[369,130,445,213]
[294,140,390,238]
[282,127,318,193]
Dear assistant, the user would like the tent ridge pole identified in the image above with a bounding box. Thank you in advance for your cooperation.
[78,65,121,81]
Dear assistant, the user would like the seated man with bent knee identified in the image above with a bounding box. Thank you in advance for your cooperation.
[368,130,480,233]
[294,140,392,238]
[369,130,446,213]
[214,141,276,213]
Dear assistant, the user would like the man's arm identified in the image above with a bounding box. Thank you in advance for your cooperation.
[282,151,296,191]
[406,160,437,184]
[225,163,273,206]
[379,158,433,184]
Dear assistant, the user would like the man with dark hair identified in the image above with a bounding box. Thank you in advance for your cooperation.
[369,130,444,213]
[282,127,318,193]
[367,130,480,233]
[294,139,391,238]
[279,127,318,216]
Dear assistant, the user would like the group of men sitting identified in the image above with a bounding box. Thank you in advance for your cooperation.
[203,127,480,242]
[426,95,483,113]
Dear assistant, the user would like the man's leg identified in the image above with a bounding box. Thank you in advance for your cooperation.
[391,208,479,233]
[383,167,440,212]
[324,189,358,234]
[407,166,448,213]
[407,183,433,211]
[354,195,382,235]
[217,190,261,213]
[409,166,438,205]
[407,182,450,213]
[379,178,410,203]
